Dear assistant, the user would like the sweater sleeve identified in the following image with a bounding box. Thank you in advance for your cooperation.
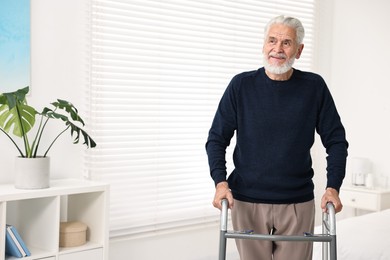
[205,76,238,186]
[316,79,348,192]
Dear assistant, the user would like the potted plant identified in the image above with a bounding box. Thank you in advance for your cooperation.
[0,86,96,189]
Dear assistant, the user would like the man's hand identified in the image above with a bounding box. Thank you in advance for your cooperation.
[213,181,234,210]
[321,187,343,213]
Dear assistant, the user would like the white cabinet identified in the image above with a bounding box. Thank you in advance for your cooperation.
[340,186,390,211]
[0,179,109,260]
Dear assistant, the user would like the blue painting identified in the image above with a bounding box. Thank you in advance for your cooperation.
[0,0,30,93]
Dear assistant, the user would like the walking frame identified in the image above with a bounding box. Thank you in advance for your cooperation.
[218,199,337,260]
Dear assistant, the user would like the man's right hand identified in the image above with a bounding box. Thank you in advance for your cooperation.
[213,181,234,210]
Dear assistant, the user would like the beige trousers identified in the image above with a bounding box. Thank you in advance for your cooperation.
[231,199,315,260]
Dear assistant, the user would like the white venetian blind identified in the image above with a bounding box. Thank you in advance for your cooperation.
[86,0,317,238]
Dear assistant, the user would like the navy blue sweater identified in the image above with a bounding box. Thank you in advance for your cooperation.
[206,68,348,204]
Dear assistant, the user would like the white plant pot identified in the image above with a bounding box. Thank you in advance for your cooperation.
[15,157,50,189]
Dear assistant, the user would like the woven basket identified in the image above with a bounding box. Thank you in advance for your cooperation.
[59,221,87,247]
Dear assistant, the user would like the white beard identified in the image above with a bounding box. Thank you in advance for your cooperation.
[263,54,295,75]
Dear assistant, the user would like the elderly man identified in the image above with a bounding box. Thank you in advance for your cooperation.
[206,15,348,260]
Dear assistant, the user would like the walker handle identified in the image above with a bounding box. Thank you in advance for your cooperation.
[324,202,336,235]
[220,199,229,232]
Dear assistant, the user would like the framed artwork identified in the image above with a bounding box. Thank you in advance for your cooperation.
[0,0,30,93]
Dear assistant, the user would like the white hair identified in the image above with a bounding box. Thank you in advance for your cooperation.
[264,15,305,44]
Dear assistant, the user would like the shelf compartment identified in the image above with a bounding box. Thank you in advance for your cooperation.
[6,196,60,255]
[61,191,107,245]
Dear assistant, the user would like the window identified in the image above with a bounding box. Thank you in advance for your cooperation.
[86,0,317,238]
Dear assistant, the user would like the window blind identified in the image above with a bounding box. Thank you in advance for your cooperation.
[86,0,317,238]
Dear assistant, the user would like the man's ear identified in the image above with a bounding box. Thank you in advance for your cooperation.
[296,44,304,59]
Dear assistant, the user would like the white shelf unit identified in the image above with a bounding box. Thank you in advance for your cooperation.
[0,179,109,260]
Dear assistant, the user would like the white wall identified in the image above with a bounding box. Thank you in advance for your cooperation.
[2,0,389,259]
[0,0,88,183]
[330,0,390,187]
[313,0,390,221]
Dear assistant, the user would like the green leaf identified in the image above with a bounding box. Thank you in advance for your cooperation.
[41,100,96,151]
[51,99,85,125]
[0,87,29,108]
[41,107,68,121]
[0,104,36,137]
[68,121,97,148]
[0,87,36,137]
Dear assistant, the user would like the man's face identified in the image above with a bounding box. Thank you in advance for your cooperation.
[262,23,303,75]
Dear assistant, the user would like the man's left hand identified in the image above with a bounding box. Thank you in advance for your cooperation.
[321,187,343,213]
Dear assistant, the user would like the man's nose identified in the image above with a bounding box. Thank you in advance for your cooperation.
[274,43,284,52]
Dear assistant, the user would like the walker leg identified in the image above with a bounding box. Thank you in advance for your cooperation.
[324,202,337,260]
[219,231,227,260]
[322,209,329,260]
[323,242,328,260]
[330,235,337,260]
[219,199,229,260]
